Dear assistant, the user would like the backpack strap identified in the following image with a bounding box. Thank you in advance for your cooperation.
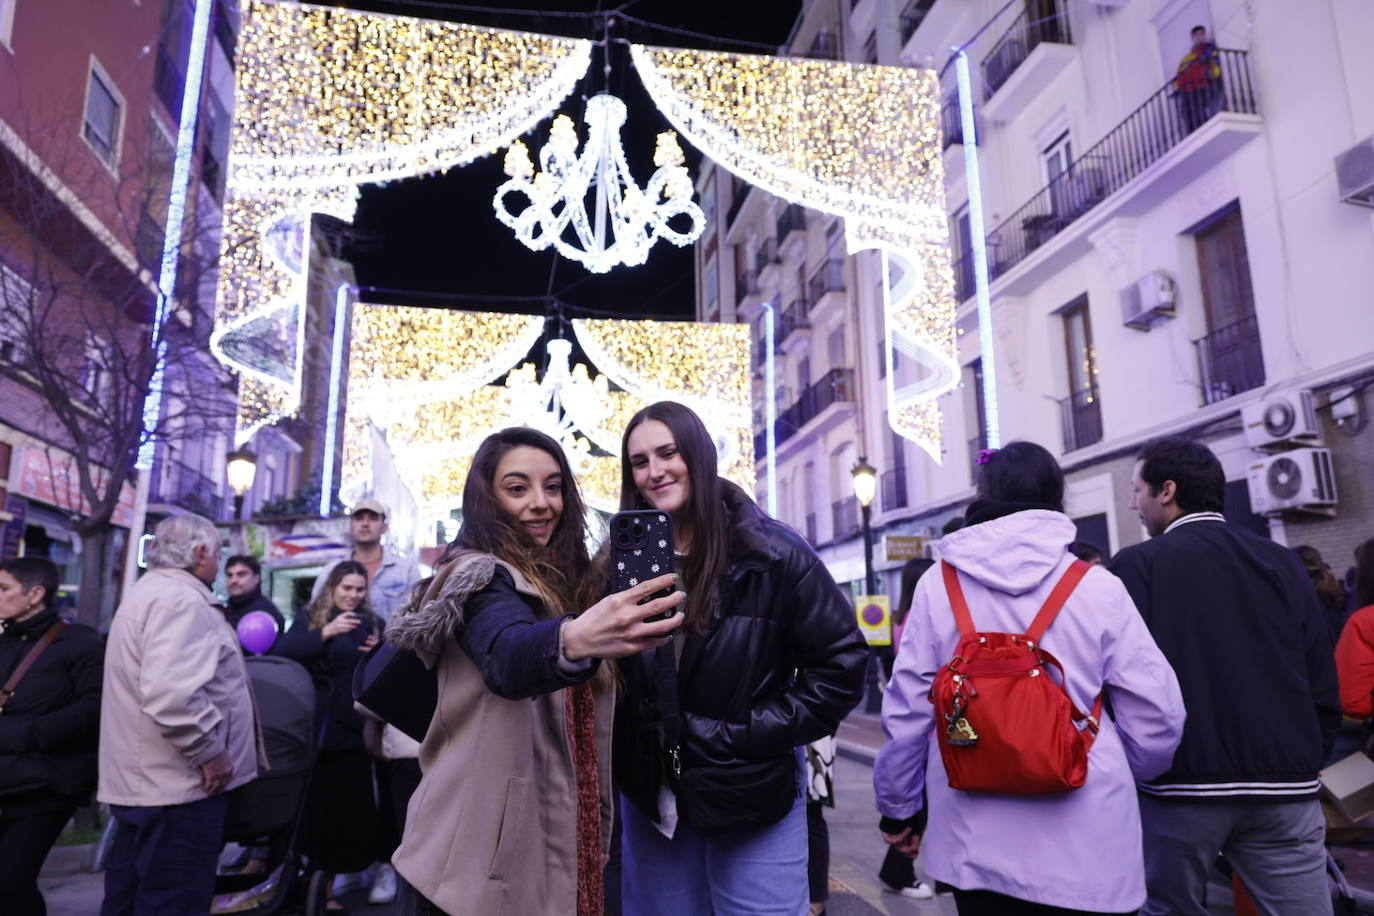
[941,561,976,637]
[1025,560,1092,645]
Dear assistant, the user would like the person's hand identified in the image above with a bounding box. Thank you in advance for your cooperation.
[562,574,685,661]
[880,826,921,859]
[201,751,234,795]
[358,634,379,653]
[321,612,361,641]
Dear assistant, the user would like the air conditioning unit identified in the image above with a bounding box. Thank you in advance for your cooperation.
[1242,390,1323,451]
[1120,271,1176,330]
[1336,136,1374,208]
[1246,447,1338,516]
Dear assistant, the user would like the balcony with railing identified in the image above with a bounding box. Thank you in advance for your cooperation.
[832,497,860,542]
[756,369,856,458]
[952,250,974,304]
[1059,385,1103,453]
[807,257,845,317]
[777,205,807,253]
[736,266,759,301]
[779,299,810,347]
[981,0,1074,122]
[941,94,966,151]
[805,513,818,546]
[150,458,225,520]
[1195,314,1265,405]
[881,468,908,512]
[154,44,185,120]
[986,49,1259,292]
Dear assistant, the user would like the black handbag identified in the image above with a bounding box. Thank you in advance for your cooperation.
[352,639,437,743]
[655,643,799,836]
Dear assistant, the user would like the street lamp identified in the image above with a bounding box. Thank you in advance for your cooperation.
[226,447,257,520]
[851,457,882,714]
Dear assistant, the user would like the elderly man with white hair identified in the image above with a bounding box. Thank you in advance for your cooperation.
[98,513,261,916]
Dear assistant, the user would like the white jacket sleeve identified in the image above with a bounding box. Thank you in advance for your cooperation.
[1100,575,1186,782]
[137,590,228,767]
[873,578,940,819]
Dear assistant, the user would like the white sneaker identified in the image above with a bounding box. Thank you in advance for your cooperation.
[882,879,935,899]
[368,864,398,905]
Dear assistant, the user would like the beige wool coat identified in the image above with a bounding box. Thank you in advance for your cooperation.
[387,552,614,916]
[98,567,261,807]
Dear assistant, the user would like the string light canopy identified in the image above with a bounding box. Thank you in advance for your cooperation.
[340,305,752,513]
[494,94,704,273]
[214,1,956,461]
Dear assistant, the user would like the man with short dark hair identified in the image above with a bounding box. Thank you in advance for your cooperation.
[1174,24,1223,132]
[310,498,418,623]
[224,555,285,634]
[1108,438,1338,916]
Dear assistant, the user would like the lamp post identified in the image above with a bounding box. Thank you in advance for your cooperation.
[226,447,257,521]
[851,457,882,714]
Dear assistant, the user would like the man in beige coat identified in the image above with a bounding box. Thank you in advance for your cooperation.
[98,513,261,916]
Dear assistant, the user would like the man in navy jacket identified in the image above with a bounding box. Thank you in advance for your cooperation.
[1109,438,1338,916]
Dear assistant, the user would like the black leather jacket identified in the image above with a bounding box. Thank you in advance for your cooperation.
[615,481,867,823]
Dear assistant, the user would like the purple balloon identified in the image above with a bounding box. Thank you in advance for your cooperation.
[236,611,278,656]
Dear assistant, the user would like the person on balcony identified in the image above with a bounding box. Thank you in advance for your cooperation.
[1174,25,1223,133]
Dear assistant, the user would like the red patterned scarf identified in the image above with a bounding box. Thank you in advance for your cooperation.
[566,682,603,916]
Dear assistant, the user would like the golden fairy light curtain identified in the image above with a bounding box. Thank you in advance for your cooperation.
[342,306,752,513]
[630,45,958,458]
[214,1,956,459]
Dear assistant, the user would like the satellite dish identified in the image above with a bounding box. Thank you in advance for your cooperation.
[1267,457,1303,500]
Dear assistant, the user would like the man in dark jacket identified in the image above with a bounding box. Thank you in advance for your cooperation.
[224,555,285,634]
[1108,438,1338,916]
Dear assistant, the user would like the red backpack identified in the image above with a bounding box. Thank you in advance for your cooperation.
[930,560,1104,795]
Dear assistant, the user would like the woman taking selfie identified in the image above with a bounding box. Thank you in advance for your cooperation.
[0,557,102,916]
[614,401,867,915]
[274,560,381,910]
[386,427,682,916]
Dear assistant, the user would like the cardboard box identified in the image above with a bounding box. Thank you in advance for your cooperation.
[1321,752,1374,823]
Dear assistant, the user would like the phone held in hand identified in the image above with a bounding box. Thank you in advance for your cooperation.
[608,510,677,622]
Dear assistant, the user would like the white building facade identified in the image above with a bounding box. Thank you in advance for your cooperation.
[698,0,1374,595]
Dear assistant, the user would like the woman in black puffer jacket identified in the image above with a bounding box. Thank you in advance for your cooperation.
[0,557,103,916]
[614,401,867,915]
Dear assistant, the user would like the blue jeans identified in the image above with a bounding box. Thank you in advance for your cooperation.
[100,793,230,916]
[621,790,808,915]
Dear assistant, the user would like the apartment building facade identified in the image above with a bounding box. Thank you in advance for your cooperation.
[699,0,1374,597]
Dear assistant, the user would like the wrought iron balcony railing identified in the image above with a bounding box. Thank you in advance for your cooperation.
[779,300,810,341]
[941,94,965,150]
[952,250,975,303]
[805,513,818,545]
[737,268,759,298]
[1059,385,1103,453]
[987,49,1257,280]
[151,458,225,520]
[777,205,807,243]
[757,369,856,454]
[832,496,860,542]
[808,257,845,305]
[154,44,184,120]
[1195,314,1265,405]
[983,0,1073,95]
[881,468,908,511]
[756,237,779,268]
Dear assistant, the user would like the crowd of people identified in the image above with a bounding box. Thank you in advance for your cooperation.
[0,406,1371,916]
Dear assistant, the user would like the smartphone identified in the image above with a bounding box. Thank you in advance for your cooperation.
[608,510,678,622]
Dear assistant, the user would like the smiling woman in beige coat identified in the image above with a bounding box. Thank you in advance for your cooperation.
[98,513,261,916]
[385,428,683,916]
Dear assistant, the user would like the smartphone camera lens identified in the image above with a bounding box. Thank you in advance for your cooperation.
[615,517,630,531]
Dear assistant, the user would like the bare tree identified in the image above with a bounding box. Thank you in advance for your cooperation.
[0,102,240,628]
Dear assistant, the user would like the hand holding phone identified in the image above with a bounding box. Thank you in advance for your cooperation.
[562,573,684,661]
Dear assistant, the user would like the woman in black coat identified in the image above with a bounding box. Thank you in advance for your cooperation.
[0,557,103,916]
[273,560,381,906]
[613,402,868,915]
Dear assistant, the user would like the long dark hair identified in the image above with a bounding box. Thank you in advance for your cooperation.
[1293,545,1346,610]
[448,427,596,618]
[620,401,732,634]
[893,557,934,626]
[308,560,373,630]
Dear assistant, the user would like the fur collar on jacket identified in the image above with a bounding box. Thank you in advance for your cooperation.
[385,550,541,656]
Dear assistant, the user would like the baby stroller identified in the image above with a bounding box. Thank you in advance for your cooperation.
[211,655,323,915]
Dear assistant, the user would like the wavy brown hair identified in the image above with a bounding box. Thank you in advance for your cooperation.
[440,427,599,619]
[307,560,374,630]
[620,401,733,635]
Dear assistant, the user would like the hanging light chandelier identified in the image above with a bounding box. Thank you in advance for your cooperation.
[493,93,704,273]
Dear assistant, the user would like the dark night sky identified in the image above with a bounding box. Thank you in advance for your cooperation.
[324,0,803,319]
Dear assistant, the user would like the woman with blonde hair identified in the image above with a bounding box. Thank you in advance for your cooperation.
[274,559,380,911]
[386,427,682,915]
